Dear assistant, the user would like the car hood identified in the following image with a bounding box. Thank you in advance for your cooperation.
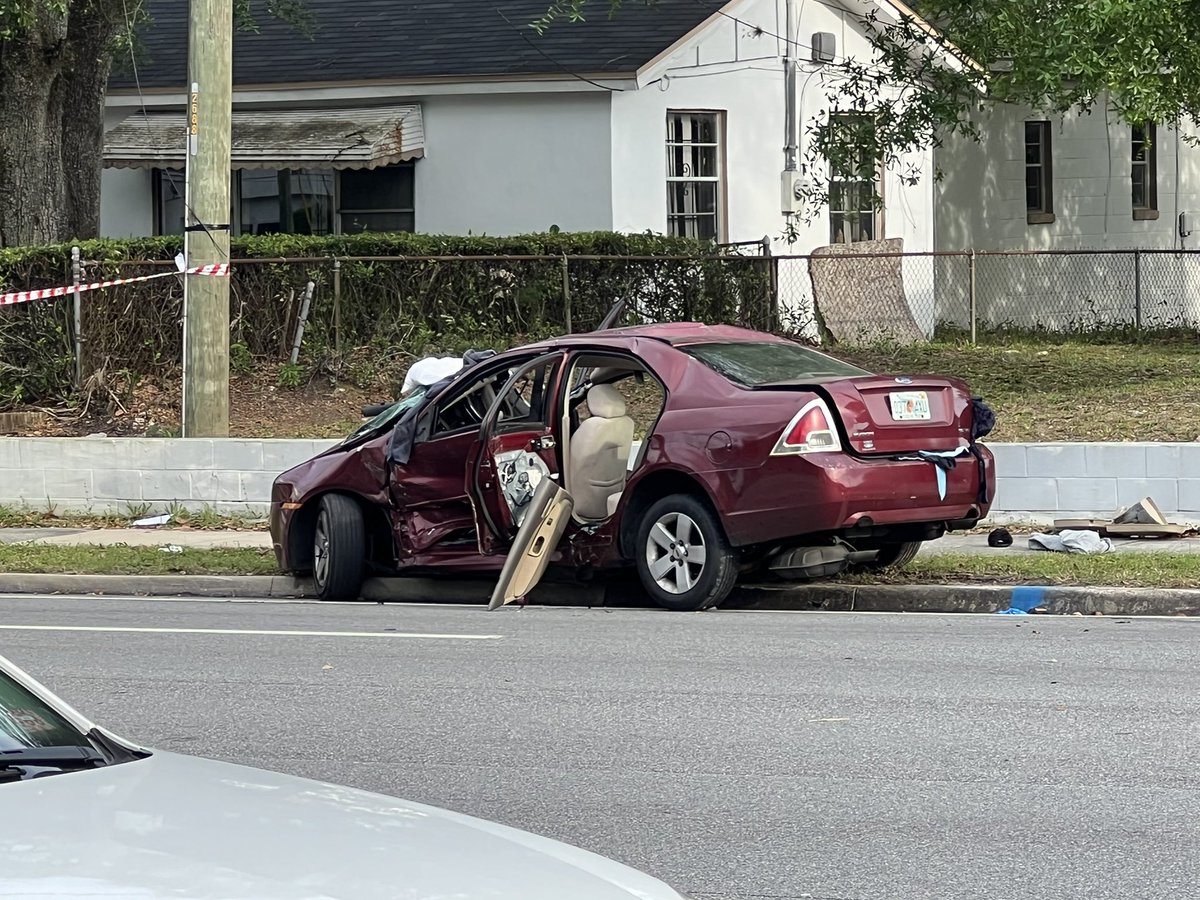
[0,750,682,900]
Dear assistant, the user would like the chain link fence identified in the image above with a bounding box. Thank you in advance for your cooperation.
[5,245,1200,416]
[0,251,774,411]
[777,249,1200,344]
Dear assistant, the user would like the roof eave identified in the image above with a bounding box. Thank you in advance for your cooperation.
[106,70,642,103]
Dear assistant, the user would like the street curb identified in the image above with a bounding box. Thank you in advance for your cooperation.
[0,573,317,599]
[1,574,1199,616]
[725,583,1200,616]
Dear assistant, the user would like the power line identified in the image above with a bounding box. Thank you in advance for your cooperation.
[693,0,955,87]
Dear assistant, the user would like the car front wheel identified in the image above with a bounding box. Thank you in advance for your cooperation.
[313,494,366,601]
[636,494,738,611]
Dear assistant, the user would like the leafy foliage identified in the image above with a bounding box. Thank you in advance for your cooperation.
[0,231,773,409]
[796,0,1200,218]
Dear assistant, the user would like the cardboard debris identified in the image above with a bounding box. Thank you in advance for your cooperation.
[1113,497,1168,527]
[1053,497,1191,538]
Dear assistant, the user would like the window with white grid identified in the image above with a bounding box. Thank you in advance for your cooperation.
[666,111,724,242]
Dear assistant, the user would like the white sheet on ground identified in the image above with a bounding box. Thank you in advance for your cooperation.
[1028,529,1114,554]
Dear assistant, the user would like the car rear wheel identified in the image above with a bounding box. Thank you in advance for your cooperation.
[857,541,922,571]
[636,494,737,612]
[313,494,366,601]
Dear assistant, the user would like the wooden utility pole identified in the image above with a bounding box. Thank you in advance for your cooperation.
[182,0,233,437]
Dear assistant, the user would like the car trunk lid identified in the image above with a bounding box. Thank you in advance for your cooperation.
[819,375,974,455]
[755,375,975,455]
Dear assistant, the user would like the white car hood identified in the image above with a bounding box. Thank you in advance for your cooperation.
[0,750,681,900]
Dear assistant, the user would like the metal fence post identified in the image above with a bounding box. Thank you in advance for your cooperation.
[968,250,977,345]
[332,258,342,355]
[561,254,573,333]
[1134,249,1143,330]
[70,246,83,388]
[762,235,778,332]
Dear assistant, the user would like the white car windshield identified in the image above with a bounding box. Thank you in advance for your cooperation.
[0,669,90,753]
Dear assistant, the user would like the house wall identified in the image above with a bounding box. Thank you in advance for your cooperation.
[611,0,935,336]
[933,101,1200,330]
[98,94,615,240]
[415,93,613,236]
[100,109,155,238]
[612,0,934,256]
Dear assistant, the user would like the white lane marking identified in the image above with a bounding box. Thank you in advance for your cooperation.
[0,625,502,640]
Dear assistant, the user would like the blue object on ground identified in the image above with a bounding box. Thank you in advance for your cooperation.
[997,586,1046,615]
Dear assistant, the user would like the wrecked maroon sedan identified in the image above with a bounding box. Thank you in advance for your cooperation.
[269,323,996,612]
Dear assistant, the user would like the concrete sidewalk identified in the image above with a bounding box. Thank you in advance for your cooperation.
[0,527,272,549]
[921,532,1200,556]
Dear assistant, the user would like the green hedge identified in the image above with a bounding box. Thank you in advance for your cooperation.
[0,231,774,407]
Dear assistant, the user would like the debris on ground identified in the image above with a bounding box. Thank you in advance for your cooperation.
[1029,529,1114,554]
[1053,497,1193,539]
[987,527,1013,547]
[133,513,172,528]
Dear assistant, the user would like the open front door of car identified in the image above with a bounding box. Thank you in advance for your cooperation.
[487,477,574,608]
[466,352,569,556]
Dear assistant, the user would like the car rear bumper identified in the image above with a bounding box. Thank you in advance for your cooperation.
[716,445,995,547]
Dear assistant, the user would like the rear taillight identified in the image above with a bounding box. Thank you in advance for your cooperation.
[771,399,841,455]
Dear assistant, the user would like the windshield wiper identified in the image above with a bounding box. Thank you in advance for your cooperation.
[0,746,106,770]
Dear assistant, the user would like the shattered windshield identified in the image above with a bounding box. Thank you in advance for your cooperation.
[339,387,428,446]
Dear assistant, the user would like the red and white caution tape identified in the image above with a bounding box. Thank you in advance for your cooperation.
[0,263,230,308]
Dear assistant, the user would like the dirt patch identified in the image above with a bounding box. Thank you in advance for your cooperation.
[10,366,381,440]
[8,336,1199,443]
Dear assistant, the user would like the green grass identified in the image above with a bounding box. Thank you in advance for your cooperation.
[843,551,1200,589]
[0,504,266,532]
[833,331,1200,442]
[0,541,1193,589]
[0,544,279,576]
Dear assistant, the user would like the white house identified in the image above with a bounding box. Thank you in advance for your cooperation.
[101,0,941,259]
[931,101,1200,331]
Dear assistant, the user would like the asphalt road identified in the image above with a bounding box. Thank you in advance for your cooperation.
[3,595,1199,900]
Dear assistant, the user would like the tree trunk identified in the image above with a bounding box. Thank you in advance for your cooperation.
[61,4,121,242]
[0,11,70,247]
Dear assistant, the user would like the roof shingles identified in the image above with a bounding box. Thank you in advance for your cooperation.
[112,0,726,89]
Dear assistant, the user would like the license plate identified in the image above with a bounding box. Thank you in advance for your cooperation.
[890,391,931,421]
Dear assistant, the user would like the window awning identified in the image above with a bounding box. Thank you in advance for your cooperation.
[103,104,424,170]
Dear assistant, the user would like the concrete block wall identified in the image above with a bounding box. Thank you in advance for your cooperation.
[0,437,339,516]
[987,442,1200,525]
[0,437,1194,525]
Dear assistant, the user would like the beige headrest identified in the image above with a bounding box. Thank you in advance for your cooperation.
[587,384,626,419]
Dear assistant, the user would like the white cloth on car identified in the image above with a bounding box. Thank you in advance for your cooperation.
[401,357,465,395]
[1028,529,1113,554]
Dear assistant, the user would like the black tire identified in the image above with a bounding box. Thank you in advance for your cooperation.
[857,541,922,572]
[313,494,366,601]
[635,493,738,611]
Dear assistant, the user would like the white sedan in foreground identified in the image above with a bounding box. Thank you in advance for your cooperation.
[0,653,694,899]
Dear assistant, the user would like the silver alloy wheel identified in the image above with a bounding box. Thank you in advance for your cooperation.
[645,511,707,595]
[314,509,331,587]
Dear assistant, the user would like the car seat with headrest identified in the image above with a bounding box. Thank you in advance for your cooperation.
[569,384,636,521]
